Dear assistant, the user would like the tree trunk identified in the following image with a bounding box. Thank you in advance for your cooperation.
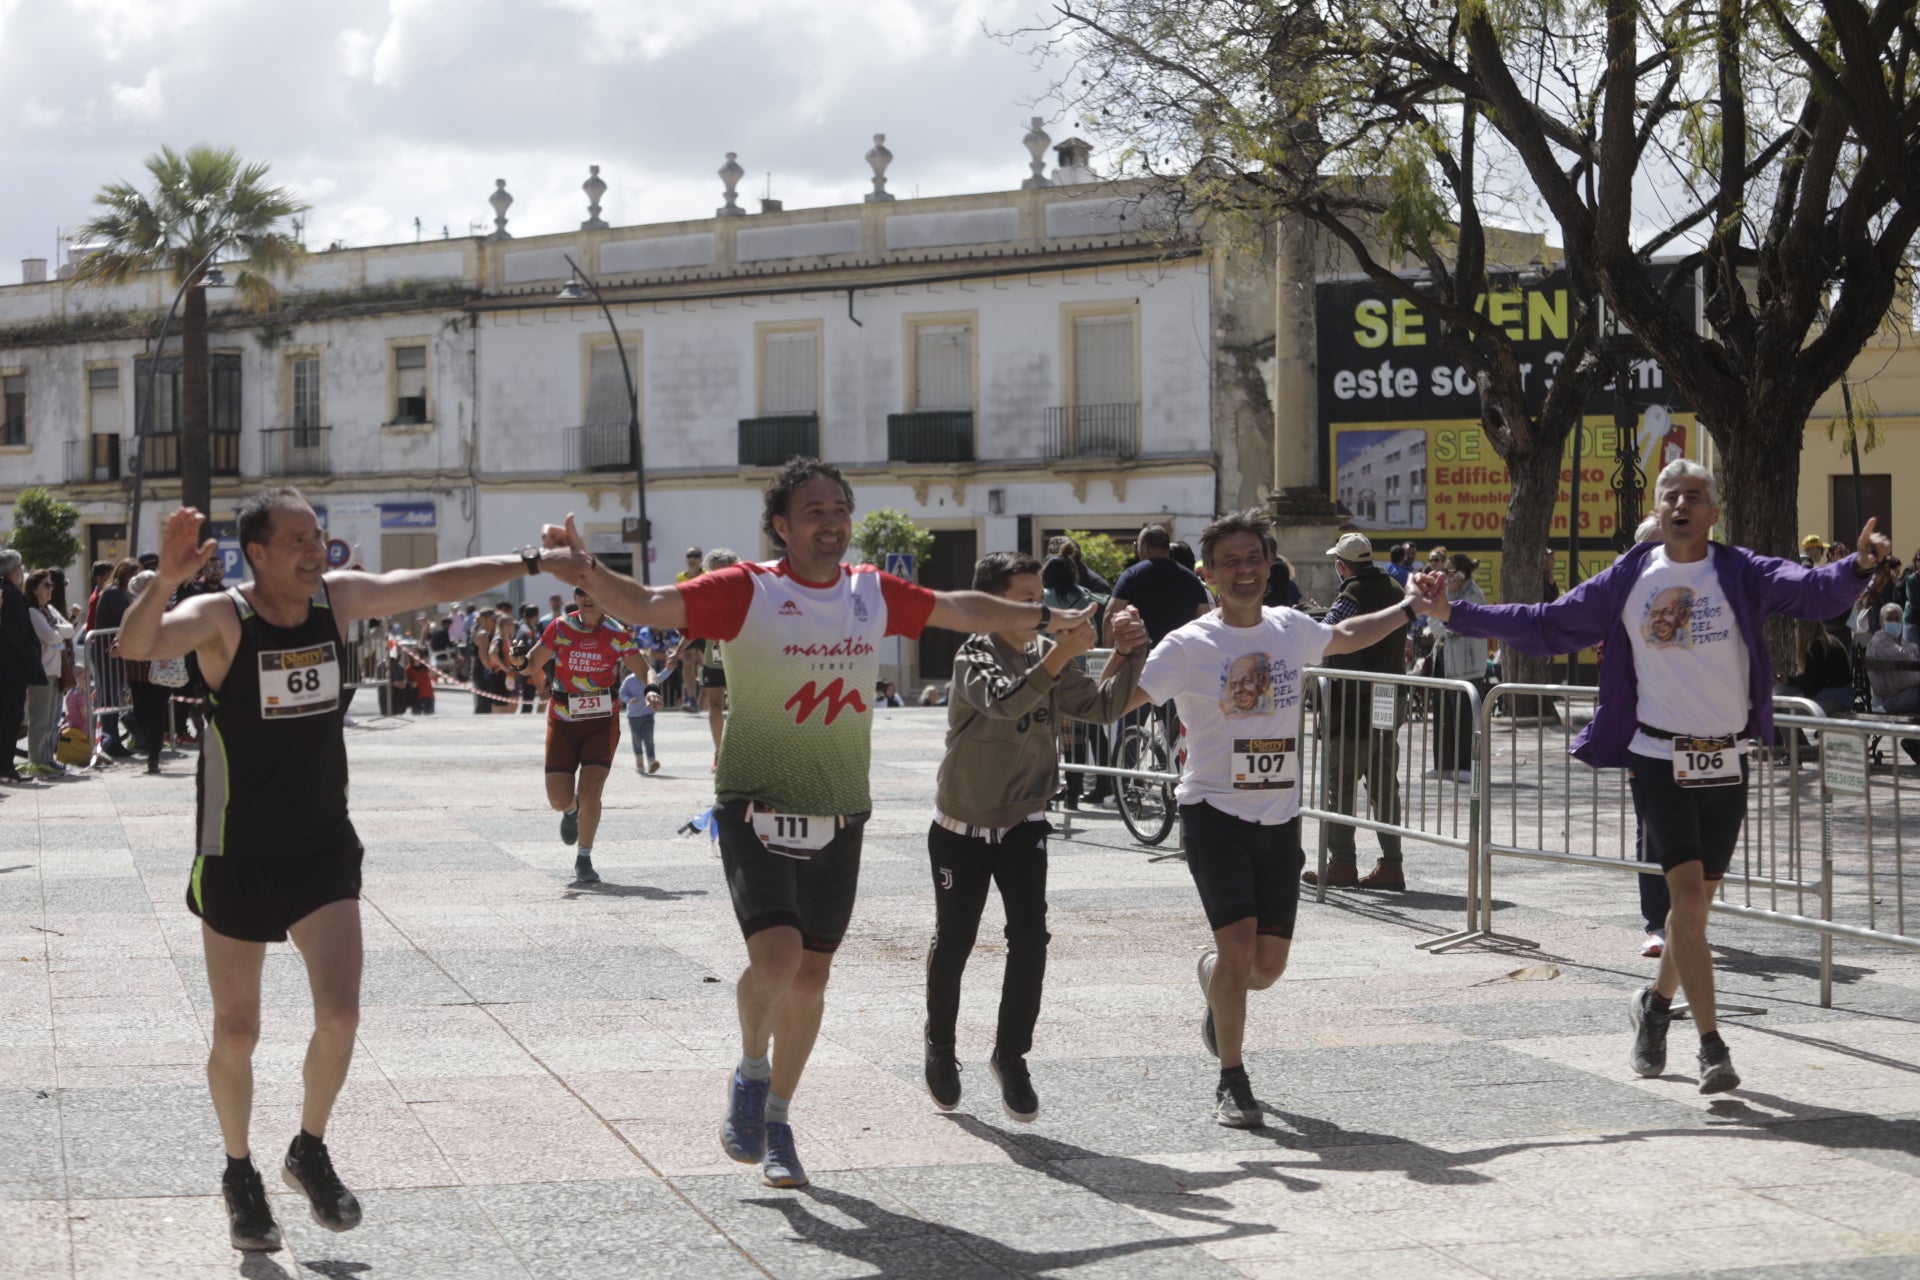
[1719,388,1817,673]
[1495,444,1564,715]
[181,283,211,517]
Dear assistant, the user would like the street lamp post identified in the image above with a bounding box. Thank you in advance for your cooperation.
[558,256,649,584]
[128,248,228,559]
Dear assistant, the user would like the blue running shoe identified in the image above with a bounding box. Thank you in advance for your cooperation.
[762,1122,809,1188]
[720,1070,769,1163]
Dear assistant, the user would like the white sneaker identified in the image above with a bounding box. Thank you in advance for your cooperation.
[1452,769,1475,783]
[1421,768,1443,780]
[1640,930,1665,958]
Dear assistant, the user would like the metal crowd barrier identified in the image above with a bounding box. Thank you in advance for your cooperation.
[1297,667,1489,950]
[1473,684,1918,1006]
[83,627,131,762]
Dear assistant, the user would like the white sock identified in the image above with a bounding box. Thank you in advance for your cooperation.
[765,1093,791,1125]
[738,1053,771,1082]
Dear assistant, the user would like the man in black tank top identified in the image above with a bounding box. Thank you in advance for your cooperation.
[118,489,587,1254]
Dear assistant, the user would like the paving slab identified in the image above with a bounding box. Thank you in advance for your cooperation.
[2,704,1916,1279]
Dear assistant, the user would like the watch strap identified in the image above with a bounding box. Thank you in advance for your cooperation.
[520,547,541,576]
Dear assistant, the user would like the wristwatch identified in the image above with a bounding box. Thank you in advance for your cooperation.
[1400,601,1418,623]
[1036,604,1052,632]
[519,546,541,576]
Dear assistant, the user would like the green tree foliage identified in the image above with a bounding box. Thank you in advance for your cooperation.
[72,145,307,516]
[1062,530,1130,585]
[851,509,934,574]
[8,488,84,570]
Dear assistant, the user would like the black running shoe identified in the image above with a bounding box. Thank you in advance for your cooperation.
[1697,1040,1741,1095]
[925,1036,962,1111]
[989,1049,1039,1123]
[223,1165,282,1252]
[573,854,599,884]
[560,807,579,846]
[282,1136,362,1232]
[1628,987,1671,1078]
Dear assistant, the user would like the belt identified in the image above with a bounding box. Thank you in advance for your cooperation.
[1638,725,1678,741]
[932,808,1047,844]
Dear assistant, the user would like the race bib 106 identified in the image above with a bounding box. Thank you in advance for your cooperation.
[1232,737,1296,790]
[1672,734,1741,788]
[258,644,341,719]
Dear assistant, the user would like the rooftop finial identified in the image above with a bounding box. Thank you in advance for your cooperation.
[1022,118,1052,189]
[488,179,514,240]
[717,153,746,218]
[581,165,608,230]
[864,134,896,203]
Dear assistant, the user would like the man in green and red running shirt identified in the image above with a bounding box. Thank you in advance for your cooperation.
[507,585,654,884]
[539,457,1095,1188]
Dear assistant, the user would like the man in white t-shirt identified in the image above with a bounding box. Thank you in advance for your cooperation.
[1121,509,1423,1128]
[1411,459,1889,1095]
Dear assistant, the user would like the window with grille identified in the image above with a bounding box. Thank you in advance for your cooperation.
[291,357,321,443]
[87,368,120,476]
[583,345,636,430]
[913,323,972,410]
[393,345,428,423]
[761,331,818,416]
[1072,313,1134,407]
[1,374,22,446]
[133,354,242,434]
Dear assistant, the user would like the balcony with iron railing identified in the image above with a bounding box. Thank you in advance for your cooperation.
[129,431,241,479]
[886,410,974,463]
[564,423,635,473]
[1041,403,1139,460]
[65,435,123,483]
[738,414,819,467]
[261,427,331,477]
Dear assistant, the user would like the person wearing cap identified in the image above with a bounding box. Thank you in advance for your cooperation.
[1798,534,1824,570]
[676,548,704,585]
[1304,532,1412,891]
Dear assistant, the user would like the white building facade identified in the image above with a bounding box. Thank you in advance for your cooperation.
[2,161,1286,681]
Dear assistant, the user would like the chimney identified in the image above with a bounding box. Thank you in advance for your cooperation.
[21,258,47,284]
[1052,137,1097,186]
[759,197,784,214]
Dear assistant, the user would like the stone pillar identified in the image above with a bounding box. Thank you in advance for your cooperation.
[1267,213,1344,605]
[1021,118,1051,190]
[717,153,746,218]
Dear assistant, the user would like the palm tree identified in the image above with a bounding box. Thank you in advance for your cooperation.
[72,145,307,517]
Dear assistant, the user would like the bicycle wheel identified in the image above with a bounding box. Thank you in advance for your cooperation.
[1116,726,1176,846]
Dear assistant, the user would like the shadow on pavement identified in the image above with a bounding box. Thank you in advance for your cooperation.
[235,1255,295,1279]
[561,882,709,901]
[744,1180,1273,1278]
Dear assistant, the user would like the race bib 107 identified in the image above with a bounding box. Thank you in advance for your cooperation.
[1232,737,1296,790]
[258,644,341,719]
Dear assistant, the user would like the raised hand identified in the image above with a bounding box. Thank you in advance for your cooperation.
[159,508,218,586]
[541,513,587,555]
[1109,604,1149,654]
[1048,613,1097,661]
[538,514,595,585]
[1856,517,1891,571]
[1045,603,1097,635]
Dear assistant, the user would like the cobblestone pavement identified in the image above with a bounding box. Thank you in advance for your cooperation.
[4,703,1917,1280]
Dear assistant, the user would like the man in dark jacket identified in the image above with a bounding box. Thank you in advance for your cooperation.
[1304,533,1411,890]
[1,550,47,784]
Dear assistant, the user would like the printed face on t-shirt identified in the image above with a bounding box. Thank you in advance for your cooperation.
[1223,652,1276,717]
[1641,586,1694,648]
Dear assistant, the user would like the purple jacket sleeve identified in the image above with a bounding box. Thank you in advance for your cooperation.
[1435,562,1623,659]
[1754,552,1867,620]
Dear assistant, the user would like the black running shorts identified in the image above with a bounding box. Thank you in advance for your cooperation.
[715,801,865,952]
[1628,751,1749,881]
[1177,802,1305,936]
[187,843,364,943]
[699,667,728,690]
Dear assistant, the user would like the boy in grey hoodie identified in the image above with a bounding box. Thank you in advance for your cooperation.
[925,551,1149,1121]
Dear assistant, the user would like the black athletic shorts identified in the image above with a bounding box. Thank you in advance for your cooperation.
[187,843,364,943]
[1628,751,1749,881]
[714,801,866,952]
[546,714,620,773]
[1178,802,1305,936]
[699,667,728,690]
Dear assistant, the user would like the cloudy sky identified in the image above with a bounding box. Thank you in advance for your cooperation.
[0,0,1078,284]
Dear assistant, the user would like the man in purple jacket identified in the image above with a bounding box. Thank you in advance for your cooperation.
[1410,459,1891,1095]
